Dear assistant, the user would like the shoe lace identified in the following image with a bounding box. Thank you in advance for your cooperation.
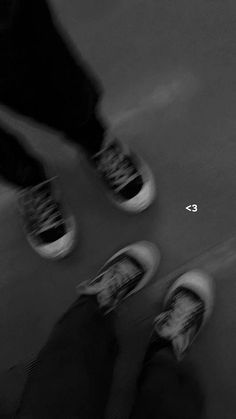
[96,258,140,308]
[96,144,138,191]
[156,291,204,340]
[21,183,64,234]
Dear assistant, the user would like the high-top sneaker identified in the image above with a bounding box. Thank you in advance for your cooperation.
[92,139,156,213]
[151,270,214,361]
[18,177,76,259]
[76,241,160,314]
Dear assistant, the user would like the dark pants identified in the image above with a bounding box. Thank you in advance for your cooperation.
[17,296,205,419]
[0,0,105,188]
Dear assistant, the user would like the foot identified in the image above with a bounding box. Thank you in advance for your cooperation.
[151,270,214,360]
[18,177,76,259]
[76,241,160,313]
[91,138,156,212]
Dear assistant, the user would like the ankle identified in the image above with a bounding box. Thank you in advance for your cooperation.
[144,335,172,365]
[18,162,47,189]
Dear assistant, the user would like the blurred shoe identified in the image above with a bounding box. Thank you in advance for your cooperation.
[76,241,160,313]
[152,270,214,360]
[91,138,156,212]
[18,177,76,259]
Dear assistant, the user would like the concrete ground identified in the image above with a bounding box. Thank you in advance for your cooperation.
[0,0,236,417]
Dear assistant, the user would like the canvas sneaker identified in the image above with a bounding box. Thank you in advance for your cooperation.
[18,177,76,259]
[76,241,160,313]
[152,270,214,360]
[92,139,156,212]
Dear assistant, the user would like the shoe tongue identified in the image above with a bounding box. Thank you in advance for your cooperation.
[96,143,142,197]
[101,257,141,288]
[97,256,143,308]
[156,290,203,343]
[103,139,121,153]
[29,181,65,237]
[93,140,119,160]
[98,143,124,172]
[170,291,201,331]
[33,180,51,195]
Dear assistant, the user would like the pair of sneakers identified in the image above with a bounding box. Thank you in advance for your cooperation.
[18,138,155,259]
[17,136,214,358]
[76,241,214,360]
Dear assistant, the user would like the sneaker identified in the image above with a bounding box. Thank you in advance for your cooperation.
[76,241,160,313]
[152,270,214,360]
[91,139,156,213]
[18,177,76,259]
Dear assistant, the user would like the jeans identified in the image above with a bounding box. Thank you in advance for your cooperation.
[16,296,205,419]
[0,0,105,188]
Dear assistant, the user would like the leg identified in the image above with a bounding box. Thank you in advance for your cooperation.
[1,0,104,155]
[131,270,214,419]
[17,296,118,419]
[17,241,159,418]
[0,126,46,188]
[131,348,205,419]
[1,0,156,213]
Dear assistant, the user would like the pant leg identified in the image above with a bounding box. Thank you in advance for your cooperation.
[0,0,105,155]
[130,349,205,419]
[16,296,118,419]
[0,125,47,188]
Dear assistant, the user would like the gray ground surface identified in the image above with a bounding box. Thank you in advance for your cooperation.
[0,0,236,417]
